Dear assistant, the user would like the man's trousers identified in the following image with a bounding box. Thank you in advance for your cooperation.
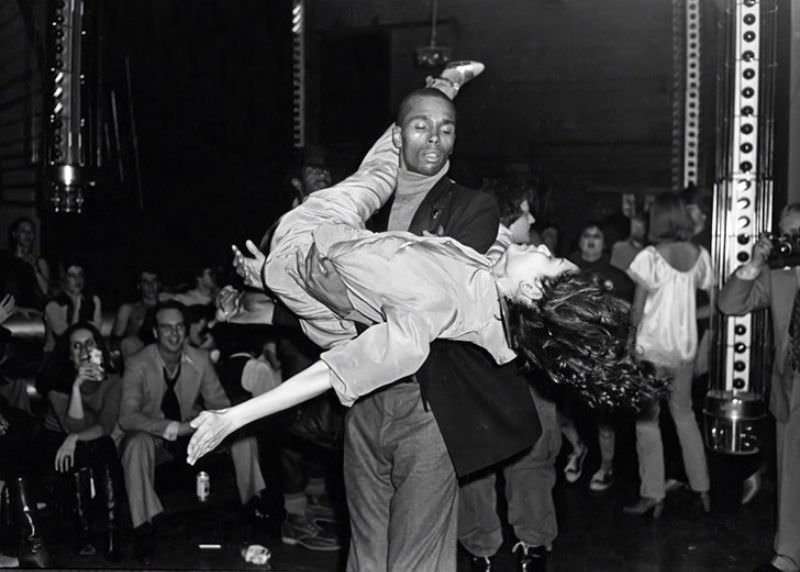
[121,431,265,528]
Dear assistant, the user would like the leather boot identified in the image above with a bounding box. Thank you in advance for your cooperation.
[72,468,97,556]
[13,477,52,568]
[100,465,121,562]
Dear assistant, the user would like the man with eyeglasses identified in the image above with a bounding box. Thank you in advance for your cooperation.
[118,300,267,564]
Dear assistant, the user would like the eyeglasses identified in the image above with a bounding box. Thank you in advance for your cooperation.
[157,323,186,335]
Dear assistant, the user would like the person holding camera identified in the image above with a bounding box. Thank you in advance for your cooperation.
[36,321,124,562]
[718,202,800,572]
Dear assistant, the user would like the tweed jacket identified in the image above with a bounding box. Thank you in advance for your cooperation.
[119,344,230,436]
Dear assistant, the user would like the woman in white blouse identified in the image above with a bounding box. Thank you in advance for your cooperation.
[624,192,713,517]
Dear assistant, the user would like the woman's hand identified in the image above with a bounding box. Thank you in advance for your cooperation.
[186,409,235,465]
[75,363,104,386]
[0,412,9,437]
[55,434,79,472]
[232,240,266,289]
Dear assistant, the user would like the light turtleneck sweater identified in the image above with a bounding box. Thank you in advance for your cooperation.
[387,162,449,232]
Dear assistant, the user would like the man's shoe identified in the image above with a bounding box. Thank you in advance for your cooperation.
[426,60,485,98]
[752,563,781,572]
[469,555,494,572]
[280,514,340,552]
[306,495,338,524]
[133,522,154,565]
[742,471,762,505]
[513,542,548,572]
[589,468,614,492]
[0,553,19,568]
[563,445,587,484]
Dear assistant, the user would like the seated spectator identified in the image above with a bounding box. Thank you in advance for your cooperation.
[185,304,217,355]
[172,265,220,308]
[43,258,102,355]
[118,300,268,564]
[36,322,123,561]
[0,217,50,316]
[113,268,167,360]
[0,298,51,569]
[0,218,49,380]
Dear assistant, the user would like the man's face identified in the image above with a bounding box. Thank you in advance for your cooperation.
[154,308,186,354]
[199,268,218,290]
[541,227,559,254]
[13,222,35,249]
[508,200,535,245]
[65,265,85,295]
[301,165,332,194]
[779,211,800,237]
[139,272,161,301]
[393,95,456,176]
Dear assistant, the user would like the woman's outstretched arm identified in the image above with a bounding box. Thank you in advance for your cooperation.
[186,360,331,464]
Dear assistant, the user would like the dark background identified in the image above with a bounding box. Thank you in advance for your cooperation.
[0,0,793,305]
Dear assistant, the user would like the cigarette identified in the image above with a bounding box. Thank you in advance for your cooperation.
[198,544,222,549]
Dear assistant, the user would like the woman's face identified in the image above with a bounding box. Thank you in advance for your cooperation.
[578,226,604,260]
[64,265,85,295]
[493,244,577,302]
[508,200,536,244]
[69,328,97,368]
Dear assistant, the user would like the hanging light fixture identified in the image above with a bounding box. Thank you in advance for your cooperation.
[416,0,450,69]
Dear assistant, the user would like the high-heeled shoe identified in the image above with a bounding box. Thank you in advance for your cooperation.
[622,497,663,519]
[425,60,486,98]
[698,491,711,513]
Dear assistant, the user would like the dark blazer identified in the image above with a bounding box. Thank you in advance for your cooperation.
[369,177,542,477]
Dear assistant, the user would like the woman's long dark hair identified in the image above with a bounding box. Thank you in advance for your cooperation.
[506,272,669,409]
[38,321,110,395]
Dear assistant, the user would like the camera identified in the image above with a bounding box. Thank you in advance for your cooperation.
[766,233,800,268]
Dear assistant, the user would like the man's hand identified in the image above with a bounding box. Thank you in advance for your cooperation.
[0,294,16,324]
[178,421,196,437]
[216,285,242,322]
[232,240,267,290]
[55,434,79,472]
[751,233,773,269]
[186,409,234,465]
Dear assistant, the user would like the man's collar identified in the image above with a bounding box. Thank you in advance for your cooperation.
[154,345,194,370]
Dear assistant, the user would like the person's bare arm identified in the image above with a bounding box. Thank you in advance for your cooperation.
[187,360,331,464]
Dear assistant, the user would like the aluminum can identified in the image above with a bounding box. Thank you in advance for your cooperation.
[196,471,210,502]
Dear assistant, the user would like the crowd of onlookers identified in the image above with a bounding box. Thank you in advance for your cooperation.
[0,150,783,571]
